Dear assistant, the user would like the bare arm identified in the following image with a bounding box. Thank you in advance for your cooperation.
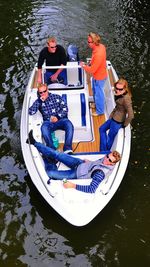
[37,69,42,84]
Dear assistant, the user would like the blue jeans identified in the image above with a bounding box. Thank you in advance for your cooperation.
[99,118,122,151]
[45,70,67,85]
[41,118,74,151]
[35,142,84,180]
[92,78,106,115]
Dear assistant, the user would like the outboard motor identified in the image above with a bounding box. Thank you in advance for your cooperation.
[67,44,79,62]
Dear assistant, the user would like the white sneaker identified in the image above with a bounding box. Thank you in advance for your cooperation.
[64,150,73,155]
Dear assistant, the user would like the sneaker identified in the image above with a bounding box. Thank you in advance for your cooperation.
[64,149,73,155]
[26,130,35,145]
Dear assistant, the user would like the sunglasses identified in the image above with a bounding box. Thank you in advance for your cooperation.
[88,41,93,44]
[115,87,124,91]
[48,45,57,49]
[39,89,47,95]
[106,154,113,163]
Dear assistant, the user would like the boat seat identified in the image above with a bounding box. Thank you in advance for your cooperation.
[66,62,81,86]
[61,92,86,129]
[29,89,87,130]
[29,88,92,143]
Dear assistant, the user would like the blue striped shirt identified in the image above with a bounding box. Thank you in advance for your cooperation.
[29,93,68,121]
[76,170,105,193]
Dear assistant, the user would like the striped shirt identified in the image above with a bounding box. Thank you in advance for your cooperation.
[29,93,68,121]
[76,170,105,193]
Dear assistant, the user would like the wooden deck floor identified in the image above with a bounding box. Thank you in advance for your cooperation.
[71,68,115,154]
[72,77,105,153]
[72,113,105,153]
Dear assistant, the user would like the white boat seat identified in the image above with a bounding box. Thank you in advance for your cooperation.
[61,92,86,129]
[29,88,92,143]
[29,90,86,128]
[67,62,81,86]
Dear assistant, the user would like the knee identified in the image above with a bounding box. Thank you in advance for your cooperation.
[68,120,74,130]
[41,121,53,132]
[64,119,74,130]
[41,124,48,135]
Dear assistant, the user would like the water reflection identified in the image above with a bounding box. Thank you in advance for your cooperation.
[0,0,150,266]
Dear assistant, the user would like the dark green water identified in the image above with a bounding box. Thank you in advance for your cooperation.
[0,0,150,266]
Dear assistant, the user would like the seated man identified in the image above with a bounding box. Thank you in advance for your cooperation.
[29,83,74,153]
[26,130,121,194]
[37,36,67,85]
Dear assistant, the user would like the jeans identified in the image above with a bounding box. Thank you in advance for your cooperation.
[41,118,74,151]
[92,78,106,115]
[35,142,84,180]
[99,118,122,151]
[45,70,67,85]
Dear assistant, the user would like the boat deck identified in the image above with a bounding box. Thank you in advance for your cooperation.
[32,67,115,154]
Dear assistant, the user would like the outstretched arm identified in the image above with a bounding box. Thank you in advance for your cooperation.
[63,170,105,193]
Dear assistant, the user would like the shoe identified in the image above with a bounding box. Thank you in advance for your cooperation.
[26,130,35,145]
[64,149,73,155]
[90,103,96,109]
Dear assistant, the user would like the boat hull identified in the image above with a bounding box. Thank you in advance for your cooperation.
[20,61,131,226]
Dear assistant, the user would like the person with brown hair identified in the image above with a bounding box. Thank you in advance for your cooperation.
[80,32,107,116]
[99,78,134,151]
[26,130,121,194]
[37,36,67,85]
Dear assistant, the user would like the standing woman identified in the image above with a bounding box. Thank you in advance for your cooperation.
[80,32,107,116]
[99,78,134,151]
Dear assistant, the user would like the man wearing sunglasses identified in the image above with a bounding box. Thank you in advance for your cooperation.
[29,83,74,154]
[26,130,121,194]
[80,32,107,116]
[37,36,67,85]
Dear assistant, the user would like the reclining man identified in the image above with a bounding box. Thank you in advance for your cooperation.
[26,130,121,193]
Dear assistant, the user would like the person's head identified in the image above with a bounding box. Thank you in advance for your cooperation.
[47,36,57,53]
[103,151,121,166]
[87,32,101,49]
[38,83,49,100]
[114,78,132,97]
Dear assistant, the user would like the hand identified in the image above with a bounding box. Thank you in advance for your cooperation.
[50,73,58,82]
[84,159,90,163]
[63,181,76,189]
[79,61,85,68]
[50,116,58,123]
[40,95,46,101]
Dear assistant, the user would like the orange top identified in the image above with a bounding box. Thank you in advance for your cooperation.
[84,44,107,80]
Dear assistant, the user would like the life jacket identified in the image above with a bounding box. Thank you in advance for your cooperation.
[76,158,114,179]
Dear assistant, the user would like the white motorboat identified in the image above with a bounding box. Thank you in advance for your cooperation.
[20,59,131,226]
